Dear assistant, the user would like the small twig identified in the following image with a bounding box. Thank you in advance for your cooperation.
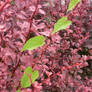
[11,55,20,77]
[25,0,39,42]
[11,0,40,77]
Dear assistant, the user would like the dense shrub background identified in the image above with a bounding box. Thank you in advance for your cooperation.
[0,0,92,92]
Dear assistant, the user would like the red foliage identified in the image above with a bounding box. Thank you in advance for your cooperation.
[0,0,92,92]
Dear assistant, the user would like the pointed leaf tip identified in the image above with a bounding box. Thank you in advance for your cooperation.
[67,0,81,12]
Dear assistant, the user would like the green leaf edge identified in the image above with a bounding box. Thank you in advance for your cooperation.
[21,35,45,52]
[67,0,81,12]
[31,70,39,83]
[52,17,72,34]
[16,89,21,92]
[21,66,39,88]
[21,67,33,88]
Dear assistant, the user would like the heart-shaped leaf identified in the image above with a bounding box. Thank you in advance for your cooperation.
[22,35,45,52]
[52,17,72,34]
[67,0,81,12]
[21,66,39,88]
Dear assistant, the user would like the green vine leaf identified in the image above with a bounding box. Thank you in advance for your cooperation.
[16,89,21,92]
[21,67,32,88]
[67,0,81,12]
[22,35,45,52]
[21,66,39,88]
[31,70,39,83]
[52,17,72,34]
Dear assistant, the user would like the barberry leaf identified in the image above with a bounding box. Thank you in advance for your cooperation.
[52,17,72,34]
[21,66,39,88]
[22,35,45,52]
[67,0,81,12]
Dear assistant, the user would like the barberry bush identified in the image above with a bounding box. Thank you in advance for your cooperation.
[0,0,92,92]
